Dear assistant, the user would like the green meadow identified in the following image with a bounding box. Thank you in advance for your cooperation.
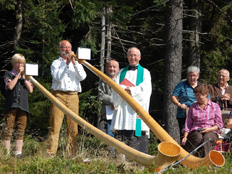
[0,131,231,174]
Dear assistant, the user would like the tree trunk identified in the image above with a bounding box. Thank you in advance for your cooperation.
[189,0,202,67]
[106,6,112,62]
[14,0,23,50]
[97,7,106,128]
[100,7,106,73]
[162,0,183,143]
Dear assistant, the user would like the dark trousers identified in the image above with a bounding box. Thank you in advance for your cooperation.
[115,130,148,154]
[98,119,114,137]
[184,130,218,157]
[177,118,186,139]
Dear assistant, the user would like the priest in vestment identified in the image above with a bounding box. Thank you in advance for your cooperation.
[110,47,152,154]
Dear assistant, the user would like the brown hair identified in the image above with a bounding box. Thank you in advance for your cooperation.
[194,83,209,95]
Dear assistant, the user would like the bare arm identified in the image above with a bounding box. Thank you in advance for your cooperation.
[181,132,188,145]
[171,95,187,110]
[6,68,33,93]
[24,80,33,93]
[6,67,23,90]
[21,73,33,94]
[226,118,232,129]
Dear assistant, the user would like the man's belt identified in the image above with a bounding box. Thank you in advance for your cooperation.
[52,90,78,95]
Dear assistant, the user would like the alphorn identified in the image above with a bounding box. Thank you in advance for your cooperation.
[28,76,180,171]
[77,59,225,169]
[28,56,225,169]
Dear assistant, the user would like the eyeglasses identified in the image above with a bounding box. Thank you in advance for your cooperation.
[128,54,140,57]
[218,75,228,78]
[60,46,71,49]
[188,74,198,78]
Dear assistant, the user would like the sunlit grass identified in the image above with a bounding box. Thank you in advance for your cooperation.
[0,130,231,173]
[0,129,147,173]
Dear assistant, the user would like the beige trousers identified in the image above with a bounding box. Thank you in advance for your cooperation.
[47,90,79,157]
[4,108,27,140]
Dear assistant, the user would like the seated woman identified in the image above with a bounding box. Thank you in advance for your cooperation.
[181,84,223,157]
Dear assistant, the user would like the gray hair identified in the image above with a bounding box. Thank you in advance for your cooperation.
[127,47,141,57]
[106,59,119,68]
[219,69,230,77]
[187,66,200,74]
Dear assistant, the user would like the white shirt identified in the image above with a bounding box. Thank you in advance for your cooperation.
[219,83,229,95]
[51,57,87,92]
[110,67,152,135]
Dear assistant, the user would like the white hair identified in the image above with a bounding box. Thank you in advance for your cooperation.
[187,66,200,74]
[219,69,230,77]
[127,47,141,57]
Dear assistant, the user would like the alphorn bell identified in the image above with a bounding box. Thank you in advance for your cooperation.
[28,75,181,171]
[153,142,181,172]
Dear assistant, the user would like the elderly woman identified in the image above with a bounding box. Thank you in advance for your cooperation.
[171,66,200,139]
[182,84,223,157]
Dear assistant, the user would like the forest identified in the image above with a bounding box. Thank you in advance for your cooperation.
[0,0,232,173]
[1,0,232,141]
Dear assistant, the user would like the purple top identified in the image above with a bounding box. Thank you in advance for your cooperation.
[183,100,223,134]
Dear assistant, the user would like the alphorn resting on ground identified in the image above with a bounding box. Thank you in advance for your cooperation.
[29,75,181,172]
[28,57,225,170]
[78,59,225,169]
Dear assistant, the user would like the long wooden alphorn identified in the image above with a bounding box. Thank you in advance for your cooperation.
[77,59,225,169]
[28,76,180,170]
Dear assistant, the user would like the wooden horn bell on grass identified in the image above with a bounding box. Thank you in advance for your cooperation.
[29,75,180,171]
[76,57,225,169]
[154,142,181,172]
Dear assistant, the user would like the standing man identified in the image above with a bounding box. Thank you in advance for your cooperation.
[111,47,152,154]
[46,40,87,158]
[98,60,120,137]
[208,69,232,110]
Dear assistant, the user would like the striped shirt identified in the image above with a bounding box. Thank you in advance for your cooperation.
[183,100,223,134]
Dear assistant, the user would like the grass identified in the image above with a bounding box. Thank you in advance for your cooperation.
[0,130,232,173]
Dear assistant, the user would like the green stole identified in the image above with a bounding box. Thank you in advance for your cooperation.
[119,64,144,137]
[119,64,144,85]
